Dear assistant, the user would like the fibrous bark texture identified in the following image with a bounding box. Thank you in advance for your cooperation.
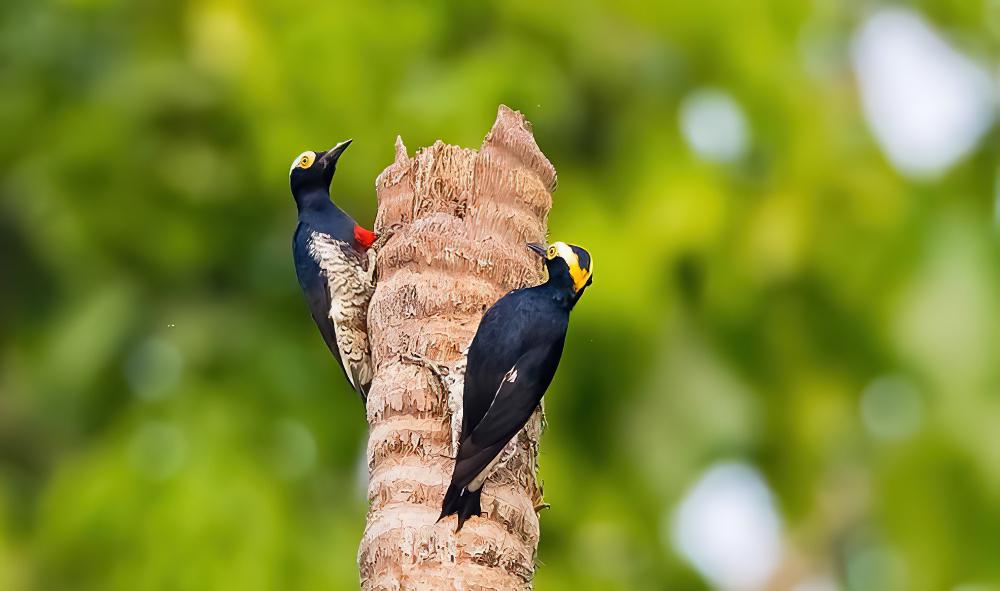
[358,106,556,590]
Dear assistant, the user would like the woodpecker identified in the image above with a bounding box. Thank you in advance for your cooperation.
[290,140,376,403]
[440,241,593,531]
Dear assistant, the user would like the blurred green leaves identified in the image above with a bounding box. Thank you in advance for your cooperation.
[1,0,998,589]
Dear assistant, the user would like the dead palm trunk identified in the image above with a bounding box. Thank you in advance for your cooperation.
[358,106,557,590]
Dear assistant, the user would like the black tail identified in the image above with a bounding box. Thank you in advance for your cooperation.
[438,484,482,532]
[439,484,462,521]
[456,489,482,531]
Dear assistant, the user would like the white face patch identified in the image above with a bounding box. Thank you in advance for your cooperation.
[550,241,577,266]
[547,241,592,292]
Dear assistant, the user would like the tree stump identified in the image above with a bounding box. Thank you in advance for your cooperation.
[358,105,557,590]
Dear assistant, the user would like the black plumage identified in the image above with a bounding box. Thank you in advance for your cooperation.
[440,241,593,531]
[290,140,377,403]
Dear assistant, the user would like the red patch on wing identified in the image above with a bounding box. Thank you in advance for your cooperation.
[354,225,376,250]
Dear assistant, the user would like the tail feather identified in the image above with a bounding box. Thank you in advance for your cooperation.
[456,489,482,531]
[439,484,462,521]
[348,364,369,404]
[438,485,483,531]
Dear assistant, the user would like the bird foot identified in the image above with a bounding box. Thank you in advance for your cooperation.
[370,224,401,253]
[402,352,453,403]
[533,502,551,513]
[402,351,451,380]
[366,225,401,283]
[403,351,467,456]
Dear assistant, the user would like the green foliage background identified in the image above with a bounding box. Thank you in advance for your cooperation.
[1,1,997,589]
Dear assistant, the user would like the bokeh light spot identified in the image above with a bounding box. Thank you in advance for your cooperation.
[667,462,782,590]
[123,338,183,401]
[860,375,923,441]
[851,8,994,178]
[793,575,840,591]
[679,89,750,163]
[845,543,906,590]
[129,421,187,480]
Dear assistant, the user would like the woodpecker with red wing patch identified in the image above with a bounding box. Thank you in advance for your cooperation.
[440,241,594,531]
[290,140,376,403]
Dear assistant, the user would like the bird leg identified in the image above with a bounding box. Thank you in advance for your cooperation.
[402,351,450,380]
[365,224,401,284]
[370,224,399,252]
[401,350,466,457]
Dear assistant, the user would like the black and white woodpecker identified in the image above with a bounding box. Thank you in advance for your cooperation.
[289,140,377,403]
[440,241,594,531]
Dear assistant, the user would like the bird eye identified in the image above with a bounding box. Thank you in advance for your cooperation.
[298,152,316,169]
[547,246,558,259]
[289,151,317,176]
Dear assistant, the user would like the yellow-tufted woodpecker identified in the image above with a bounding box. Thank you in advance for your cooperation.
[440,241,594,531]
[289,140,376,403]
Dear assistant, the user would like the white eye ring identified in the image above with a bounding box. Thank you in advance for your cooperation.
[547,246,558,259]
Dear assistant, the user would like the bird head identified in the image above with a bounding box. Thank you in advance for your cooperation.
[528,241,594,297]
[289,139,352,200]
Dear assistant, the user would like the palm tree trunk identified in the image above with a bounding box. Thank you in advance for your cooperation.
[358,106,557,590]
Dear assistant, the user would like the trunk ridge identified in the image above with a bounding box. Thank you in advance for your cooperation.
[359,106,555,590]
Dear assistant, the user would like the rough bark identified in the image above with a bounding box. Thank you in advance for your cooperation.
[358,105,557,590]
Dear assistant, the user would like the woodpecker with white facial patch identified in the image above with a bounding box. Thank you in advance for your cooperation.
[289,140,376,403]
[440,241,594,531]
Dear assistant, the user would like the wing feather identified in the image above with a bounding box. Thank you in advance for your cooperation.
[451,345,559,489]
[294,224,369,401]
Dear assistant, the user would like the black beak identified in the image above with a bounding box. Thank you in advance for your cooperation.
[527,242,546,256]
[320,139,353,166]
